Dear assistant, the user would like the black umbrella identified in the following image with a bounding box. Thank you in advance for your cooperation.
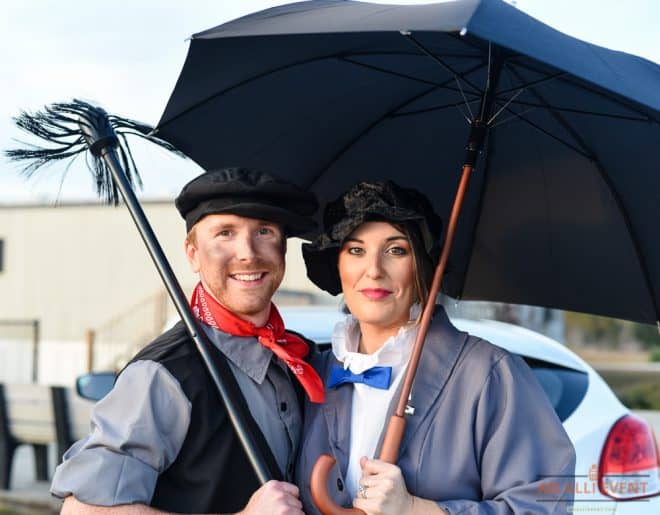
[153,1,660,512]
[156,0,660,325]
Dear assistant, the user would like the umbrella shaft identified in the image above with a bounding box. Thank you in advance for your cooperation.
[387,50,504,433]
[382,162,475,463]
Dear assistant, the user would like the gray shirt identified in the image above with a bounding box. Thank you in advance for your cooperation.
[51,324,302,506]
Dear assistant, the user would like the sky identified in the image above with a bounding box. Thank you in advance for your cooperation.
[1,0,659,204]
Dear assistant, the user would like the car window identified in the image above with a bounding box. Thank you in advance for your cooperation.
[523,357,589,421]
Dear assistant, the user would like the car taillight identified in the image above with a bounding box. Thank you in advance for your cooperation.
[599,414,660,500]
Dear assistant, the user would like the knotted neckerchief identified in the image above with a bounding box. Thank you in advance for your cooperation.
[190,282,324,403]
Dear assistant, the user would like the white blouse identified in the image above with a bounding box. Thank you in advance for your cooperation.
[330,312,419,499]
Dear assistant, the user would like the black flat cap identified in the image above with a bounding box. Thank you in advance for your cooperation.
[302,181,442,295]
[175,167,318,237]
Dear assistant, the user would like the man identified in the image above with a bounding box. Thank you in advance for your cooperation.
[51,168,324,514]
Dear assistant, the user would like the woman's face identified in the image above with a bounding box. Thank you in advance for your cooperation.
[338,221,416,332]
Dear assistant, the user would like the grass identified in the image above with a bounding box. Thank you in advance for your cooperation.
[598,370,660,410]
[650,346,660,362]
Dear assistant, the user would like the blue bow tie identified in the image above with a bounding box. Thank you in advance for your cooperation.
[327,364,393,390]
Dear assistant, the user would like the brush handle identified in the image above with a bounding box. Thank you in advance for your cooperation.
[79,111,276,485]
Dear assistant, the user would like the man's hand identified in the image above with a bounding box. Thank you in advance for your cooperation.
[238,480,304,515]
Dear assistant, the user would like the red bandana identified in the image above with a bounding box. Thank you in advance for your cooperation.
[190,282,324,403]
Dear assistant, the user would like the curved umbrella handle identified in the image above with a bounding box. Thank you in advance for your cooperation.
[310,454,365,515]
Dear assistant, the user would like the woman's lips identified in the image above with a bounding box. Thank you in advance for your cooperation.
[360,288,392,300]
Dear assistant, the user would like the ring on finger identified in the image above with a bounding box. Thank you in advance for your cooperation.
[358,483,369,499]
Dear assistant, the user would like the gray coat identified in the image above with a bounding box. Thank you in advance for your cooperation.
[295,307,575,514]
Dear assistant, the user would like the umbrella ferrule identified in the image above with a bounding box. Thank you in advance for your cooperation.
[464,119,487,167]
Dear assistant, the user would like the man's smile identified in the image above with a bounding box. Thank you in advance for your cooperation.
[230,272,267,284]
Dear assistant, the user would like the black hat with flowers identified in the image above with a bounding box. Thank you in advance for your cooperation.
[302,180,443,295]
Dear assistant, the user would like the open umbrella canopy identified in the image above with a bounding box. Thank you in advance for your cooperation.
[155,0,660,324]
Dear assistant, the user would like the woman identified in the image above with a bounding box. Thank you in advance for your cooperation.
[295,181,575,514]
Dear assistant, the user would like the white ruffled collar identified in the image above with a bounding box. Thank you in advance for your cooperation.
[331,305,420,374]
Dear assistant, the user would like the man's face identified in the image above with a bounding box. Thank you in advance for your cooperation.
[185,213,286,326]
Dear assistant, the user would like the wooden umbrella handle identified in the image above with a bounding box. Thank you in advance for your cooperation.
[310,454,365,515]
[377,414,407,463]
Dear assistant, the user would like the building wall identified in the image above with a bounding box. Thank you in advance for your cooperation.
[1,201,188,342]
[0,201,333,383]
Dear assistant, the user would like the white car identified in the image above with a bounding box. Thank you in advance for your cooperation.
[280,306,660,514]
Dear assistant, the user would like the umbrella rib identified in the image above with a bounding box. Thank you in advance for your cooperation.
[511,68,660,322]
[303,84,444,190]
[490,105,539,129]
[390,99,481,118]
[156,53,373,132]
[157,50,482,133]
[507,66,605,159]
[481,43,495,119]
[346,50,482,60]
[391,61,488,120]
[403,34,484,98]
[495,106,593,159]
[488,86,526,125]
[489,64,570,125]
[303,59,488,189]
[339,56,483,96]
[500,65,601,158]
[509,59,660,124]
[496,99,649,122]
[497,71,567,95]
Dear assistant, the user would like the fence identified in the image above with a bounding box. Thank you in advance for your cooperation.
[1,290,184,385]
[89,289,177,371]
[0,320,39,383]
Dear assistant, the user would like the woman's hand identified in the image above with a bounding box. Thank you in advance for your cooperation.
[352,457,447,515]
[352,457,414,515]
